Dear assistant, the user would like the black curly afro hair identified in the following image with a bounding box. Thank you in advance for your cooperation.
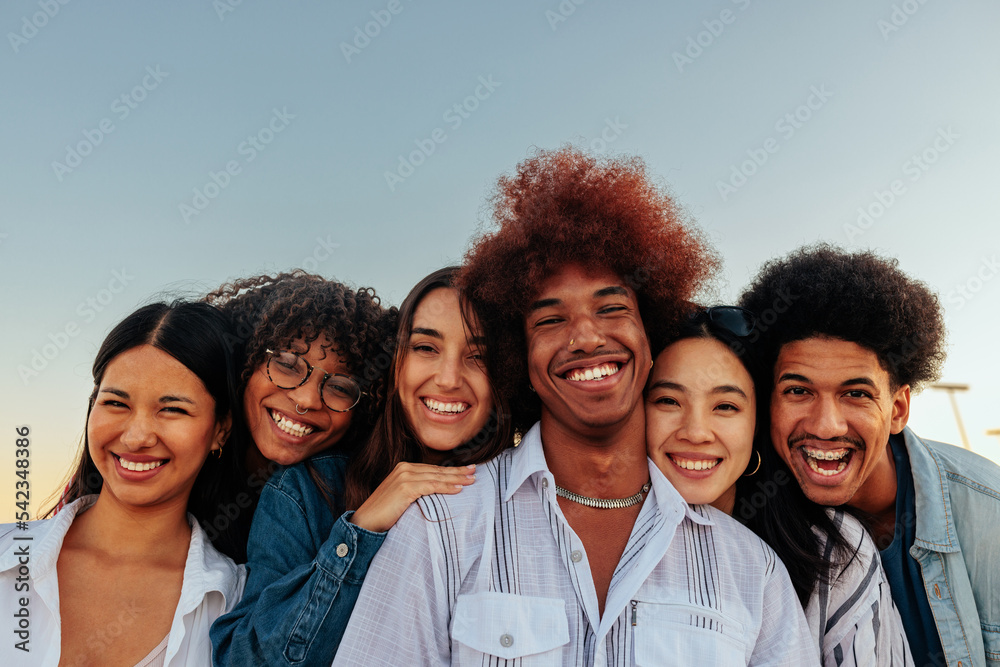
[205,271,398,449]
[738,244,946,391]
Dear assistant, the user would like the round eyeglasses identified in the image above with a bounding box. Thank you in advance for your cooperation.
[265,349,364,412]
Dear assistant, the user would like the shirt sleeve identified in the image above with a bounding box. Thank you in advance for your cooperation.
[749,553,823,666]
[808,514,914,667]
[333,499,455,666]
[210,474,386,667]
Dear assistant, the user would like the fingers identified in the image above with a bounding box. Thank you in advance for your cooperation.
[389,462,477,486]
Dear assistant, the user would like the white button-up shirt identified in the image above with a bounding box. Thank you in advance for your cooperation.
[334,423,818,666]
[0,496,245,667]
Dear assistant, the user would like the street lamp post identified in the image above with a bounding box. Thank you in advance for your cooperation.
[931,383,971,450]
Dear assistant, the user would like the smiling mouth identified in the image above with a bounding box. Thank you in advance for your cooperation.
[669,455,721,471]
[422,398,470,415]
[114,454,166,472]
[563,362,622,382]
[269,409,316,437]
[801,446,854,477]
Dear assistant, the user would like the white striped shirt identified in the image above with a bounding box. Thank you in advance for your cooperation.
[806,510,914,666]
[334,423,818,666]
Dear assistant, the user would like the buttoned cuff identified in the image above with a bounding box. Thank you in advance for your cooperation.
[316,511,387,584]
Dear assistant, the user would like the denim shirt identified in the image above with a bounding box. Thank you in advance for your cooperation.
[901,427,1000,666]
[210,453,386,666]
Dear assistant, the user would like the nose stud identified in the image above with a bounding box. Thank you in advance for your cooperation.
[569,339,575,348]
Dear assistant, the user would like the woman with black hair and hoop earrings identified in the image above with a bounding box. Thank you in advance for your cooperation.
[645,305,913,666]
[0,301,246,666]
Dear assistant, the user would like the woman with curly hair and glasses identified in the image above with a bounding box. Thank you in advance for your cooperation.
[211,266,513,666]
[200,271,396,562]
[645,305,913,666]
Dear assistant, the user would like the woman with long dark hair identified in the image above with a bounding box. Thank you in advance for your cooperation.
[645,306,913,666]
[211,266,513,666]
[0,301,245,666]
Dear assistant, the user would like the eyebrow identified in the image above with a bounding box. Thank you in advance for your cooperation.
[528,285,630,312]
[99,388,194,404]
[777,372,876,389]
[649,380,747,398]
[410,327,442,339]
[160,395,195,405]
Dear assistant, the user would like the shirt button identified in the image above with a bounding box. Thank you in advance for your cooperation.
[542,478,549,488]
[934,584,941,599]
[500,633,514,648]
[336,543,349,558]
[571,550,583,563]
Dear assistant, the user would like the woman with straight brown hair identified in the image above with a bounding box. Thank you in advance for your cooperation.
[211,266,513,666]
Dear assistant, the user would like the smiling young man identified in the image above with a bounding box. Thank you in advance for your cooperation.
[333,148,818,665]
[740,244,1000,667]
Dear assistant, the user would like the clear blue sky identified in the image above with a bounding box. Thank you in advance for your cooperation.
[2,0,998,519]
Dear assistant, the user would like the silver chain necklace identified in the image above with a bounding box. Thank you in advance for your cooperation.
[555,480,651,509]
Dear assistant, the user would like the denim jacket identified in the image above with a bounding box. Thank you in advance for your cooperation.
[902,428,1000,666]
[210,453,386,666]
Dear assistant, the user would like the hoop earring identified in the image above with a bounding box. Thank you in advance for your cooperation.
[743,449,761,477]
[212,447,223,460]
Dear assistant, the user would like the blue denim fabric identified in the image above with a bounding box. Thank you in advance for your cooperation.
[210,453,386,666]
[902,428,1000,667]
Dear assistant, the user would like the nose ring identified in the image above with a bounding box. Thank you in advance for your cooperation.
[295,404,308,415]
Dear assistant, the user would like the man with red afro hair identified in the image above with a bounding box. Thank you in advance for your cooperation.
[334,148,817,665]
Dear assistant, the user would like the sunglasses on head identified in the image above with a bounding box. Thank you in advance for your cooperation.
[691,306,757,337]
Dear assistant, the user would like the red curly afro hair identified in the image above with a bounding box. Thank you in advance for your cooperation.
[459,146,718,431]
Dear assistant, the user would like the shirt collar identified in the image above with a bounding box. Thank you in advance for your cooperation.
[0,495,95,578]
[504,421,713,527]
[0,495,241,609]
[175,513,243,615]
[899,427,959,551]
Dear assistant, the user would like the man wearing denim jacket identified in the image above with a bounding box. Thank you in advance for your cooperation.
[739,244,1000,667]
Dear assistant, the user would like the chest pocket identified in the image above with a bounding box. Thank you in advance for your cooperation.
[452,592,570,662]
[633,601,749,666]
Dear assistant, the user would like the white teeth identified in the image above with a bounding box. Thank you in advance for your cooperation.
[806,457,847,476]
[269,409,316,437]
[671,456,721,472]
[802,447,849,461]
[116,455,165,472]
[423,399,469,414]
[566,363,621,382]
